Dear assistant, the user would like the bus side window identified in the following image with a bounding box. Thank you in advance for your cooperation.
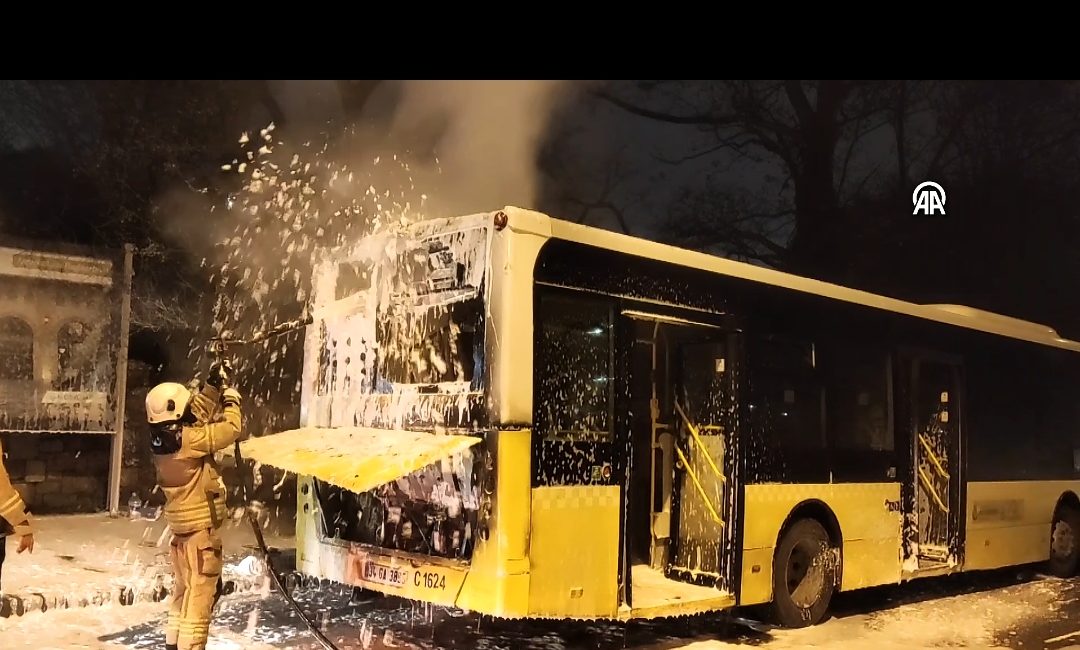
[748,335,825,463]
[822,344,893,453]
[535,291,614,440]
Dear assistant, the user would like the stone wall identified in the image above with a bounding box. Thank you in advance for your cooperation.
[0,432,110,513]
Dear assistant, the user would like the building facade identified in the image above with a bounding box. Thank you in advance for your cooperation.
[0,242,122,513]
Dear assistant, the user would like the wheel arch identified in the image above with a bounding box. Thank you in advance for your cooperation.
[1048,490,1080,578]
[1053,490,1080,519]
[774,499,844,588]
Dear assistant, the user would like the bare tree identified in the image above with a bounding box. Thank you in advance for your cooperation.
[663,184,791,267]
[0,81,394,334]
[538,117,637,235]
[596,80,914,279]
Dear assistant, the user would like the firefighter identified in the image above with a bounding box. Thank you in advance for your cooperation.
[147,361,243,650]
[0,439,34,593]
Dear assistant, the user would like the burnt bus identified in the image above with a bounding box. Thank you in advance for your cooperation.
[243,207,1080,626]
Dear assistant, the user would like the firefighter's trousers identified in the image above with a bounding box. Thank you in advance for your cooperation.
[166,528,224,650]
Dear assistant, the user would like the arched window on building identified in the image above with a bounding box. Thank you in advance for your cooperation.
[57,320,96,391]
[0,316,33,381]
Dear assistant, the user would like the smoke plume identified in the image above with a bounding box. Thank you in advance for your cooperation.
[369,80,572,216]
[156,80,577,433]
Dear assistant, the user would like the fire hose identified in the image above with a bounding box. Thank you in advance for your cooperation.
[207,316,342,650]
[207,314,314,351]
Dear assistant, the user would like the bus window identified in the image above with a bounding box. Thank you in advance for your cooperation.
[748,335,826,481]
[822,345,893,452]
[536,292,614,440]
[376,298,482,387]
[335,261,371,300]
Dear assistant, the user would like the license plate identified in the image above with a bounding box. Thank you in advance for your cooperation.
[362,561,408,587]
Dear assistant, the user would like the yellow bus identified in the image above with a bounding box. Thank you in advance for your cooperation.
[242,206,1080,627]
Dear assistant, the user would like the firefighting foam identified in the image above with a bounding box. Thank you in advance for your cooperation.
[187,81,571,569]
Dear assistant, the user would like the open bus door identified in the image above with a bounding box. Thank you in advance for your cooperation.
[900,351,965,573]
[669,336,740,589]
[622,310,740,617]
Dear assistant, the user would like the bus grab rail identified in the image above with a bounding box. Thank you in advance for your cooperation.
[673,443,724,526]
[674,400,725,483]
[918,433,951,480]
[673,400,725,526]
[917,467,950,513]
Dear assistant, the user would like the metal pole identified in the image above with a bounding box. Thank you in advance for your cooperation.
[107,244,134,514]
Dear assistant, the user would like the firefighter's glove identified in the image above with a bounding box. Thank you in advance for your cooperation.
[208,359,234,389]
[221,387,242,408]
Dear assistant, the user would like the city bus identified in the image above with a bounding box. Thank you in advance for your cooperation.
[241,206,1080,627]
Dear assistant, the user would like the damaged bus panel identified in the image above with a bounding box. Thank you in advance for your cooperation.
[309,216,490,558]
[242,214,497,598]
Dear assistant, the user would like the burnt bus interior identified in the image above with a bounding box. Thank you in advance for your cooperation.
[533,239,1080,603]
[310,242,491,561]
[312,463,484,560]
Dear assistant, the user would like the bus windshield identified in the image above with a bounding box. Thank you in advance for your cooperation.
[374,227,486,390]
[376,297,482,388]
[311,218,490,431]
[304,217,492,558]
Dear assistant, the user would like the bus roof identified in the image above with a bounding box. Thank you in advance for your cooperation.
[500,206,1080,353]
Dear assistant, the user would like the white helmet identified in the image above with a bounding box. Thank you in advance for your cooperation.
[145,382,192,424]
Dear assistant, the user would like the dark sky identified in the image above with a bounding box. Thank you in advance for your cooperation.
[1,80,1079,339]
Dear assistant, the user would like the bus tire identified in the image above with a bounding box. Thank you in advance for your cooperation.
[1049,505,1080,577]
[771,518,837,628]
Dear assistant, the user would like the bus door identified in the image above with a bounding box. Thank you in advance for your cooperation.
[623,311,740,598]
[626,317,672,572]
[669,330,740,591]
[903,353,964,570]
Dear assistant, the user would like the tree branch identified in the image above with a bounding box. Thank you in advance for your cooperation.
[784,80,815,126]
[595,88,739,126]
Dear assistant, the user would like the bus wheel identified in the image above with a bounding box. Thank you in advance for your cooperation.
[771,518,837,628]
[1049,506,1080,577]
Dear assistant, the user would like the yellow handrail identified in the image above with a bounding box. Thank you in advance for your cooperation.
[674,400,725,483]
[673,443,724,526]
[918,467,949,513]
[918,434,951,480]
